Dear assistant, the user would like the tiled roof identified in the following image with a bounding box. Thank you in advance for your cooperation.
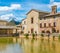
[43,13,60,17]
[0,26,17,29]
[26,9,50,15]
[0,20,7,22]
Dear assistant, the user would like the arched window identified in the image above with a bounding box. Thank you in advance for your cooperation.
[23,27,25,30]
[42,31,45,33]
[52,28,56,33]
[46,31,50,33]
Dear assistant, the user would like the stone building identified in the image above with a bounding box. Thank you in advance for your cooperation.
[0,20,17,36]
[21,5,60,34]
[16,24,22,34]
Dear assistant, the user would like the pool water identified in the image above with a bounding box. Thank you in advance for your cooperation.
[0,38,60,53]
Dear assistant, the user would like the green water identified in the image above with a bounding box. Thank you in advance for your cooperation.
[0,38,60,53]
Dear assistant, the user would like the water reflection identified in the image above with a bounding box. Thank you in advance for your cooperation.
[19,38,60,53]
[0,38,23,53]
[0,38,60,53]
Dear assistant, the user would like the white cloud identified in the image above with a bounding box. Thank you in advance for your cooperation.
[50,0,54,4]
[0,13,24,21]
[14,17,24,21]
[11,4,21,10]
[0,4,21,11]
[48,2,60,8]
[0,14,14,20]
[49,0,60,9]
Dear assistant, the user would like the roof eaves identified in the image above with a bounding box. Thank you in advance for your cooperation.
[26,9,50,15]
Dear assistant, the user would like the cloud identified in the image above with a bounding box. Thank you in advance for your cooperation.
[25,2,50,12]
[48,0,60,9]
[0,14,14,20]
[0,4,21,11]
[14,17,24,21]
[11,4,21,10]
[48,2,60,8]
[0,13,25,22]
[50,0,54,3]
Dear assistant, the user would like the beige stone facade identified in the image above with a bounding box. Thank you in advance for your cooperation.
[21,5,60,34]
[0,20,17,36]
[16,24,22,34]
[21,18,27,34]
[0,20,7,26]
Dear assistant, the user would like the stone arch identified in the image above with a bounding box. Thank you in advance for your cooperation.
[46,30,50,33]
[52,28,56,33]
[42,31,45,33]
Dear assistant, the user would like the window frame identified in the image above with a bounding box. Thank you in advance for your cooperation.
[31,17,34,24]
[44,23,46,27]
[40,23,42,28]
[53,22,56,27]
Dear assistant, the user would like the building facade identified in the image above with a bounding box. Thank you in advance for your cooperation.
[0,20,17,36]
[21,18,27,34]
[21,5,60,34]
[16,24,22,34]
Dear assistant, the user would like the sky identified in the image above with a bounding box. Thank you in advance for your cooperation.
[0,0,60,22]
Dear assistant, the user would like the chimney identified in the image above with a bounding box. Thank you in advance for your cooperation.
[51,5,57,14]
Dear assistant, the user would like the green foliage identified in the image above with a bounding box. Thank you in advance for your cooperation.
[21,31,24,34]
[58,35,60,40]
[41,33,44,37]
[32,33,35,39]
[24,33,29,38]
[0,37,13,43]
[53,36,55,41]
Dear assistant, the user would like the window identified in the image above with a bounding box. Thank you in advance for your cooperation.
[49,23,51,27]
[35,31,37,33]
[42,31,45,33]
[21,26,22,28]
[46,31,50,33]
[23,27,25,30]
[31,28,34,33]
[53,22,56,27]
[57,30,59,33]
[44,23,46,27]
[44,17,46,20]
[40,23,42,28]
[24,21,26,24]
[28,31,30,33]
[54,16,56,18]
[31,18,33,24]
[52,28,56,33]
[40,17,42,20]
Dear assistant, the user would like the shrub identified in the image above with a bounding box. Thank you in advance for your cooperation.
[58,35,60,40]
[41,33,44,37]
[53,36,55,40]
[32,33,35,39]
[21,31,24,34]
[24,33,29,38]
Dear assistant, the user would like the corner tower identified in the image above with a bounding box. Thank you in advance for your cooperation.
[51,5,57,14]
